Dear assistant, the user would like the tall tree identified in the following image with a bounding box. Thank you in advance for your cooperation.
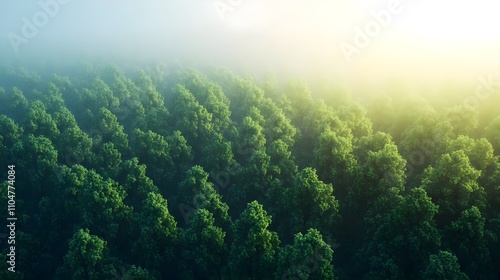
[276,228,335,280]
[77,169,132,241]
[179,209,226,279]
[0,115,22,165]
[359,188,441,279]
[131,128,174,190]
[422,150,483,226]
[421,251,470,280]
[170,84,214,163]
[92,107,129,156]
[228,201,280,279]
[23,100,60,142]
[178,69,233,136]
[57,228,115,280]
[485,116,500,155]
[445,206,494,279]
[279,168,340,241]
[132,192,178,276]
[177,165,231,231]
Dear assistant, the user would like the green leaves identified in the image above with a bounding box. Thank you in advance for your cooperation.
[132,192,178,271]
[282,168,340,236]
[1,63,499,280]
[78,169,132,239]
[422,150,483,224]
[23,100,60,141]
[277,228,335,280]
[180,209,226,279]
[229,201,280,279]
[421,251,470,280]
[60,228,115,280]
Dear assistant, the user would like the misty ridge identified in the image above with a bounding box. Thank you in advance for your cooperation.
[0,1,500,280]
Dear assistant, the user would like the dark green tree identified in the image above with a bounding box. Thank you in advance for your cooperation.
[279,168,340,240]
[228,201,280,279]
[422,150,483,226]
[131,128,174,190]
[445,206,494,279]
[23,100,60,142]
[421,251,469,280]
[132,192,178,275]
[179,209,226,279]
[58,228,115,280]
[276,228,335,280]
[177,165,231,230]
[485,116,500,155]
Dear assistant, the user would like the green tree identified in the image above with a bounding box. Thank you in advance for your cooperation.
[12,134,58,205]
[422,150,483,226]
[23,100,60,142]
[171,84,213,147]
[122,265,157,280]
[178,69,233,135]
[165,130,193,185]
[132,192,178,274]
[301,100,351,168]
[348,138,406,215]
[445,206,493,279]
[116,158,160,210]
[234,116,266,163]
[200,131,233,173]
[267,139,298,184]
[179,209,226,279]
[280,168,340,240]
[336,101,373,143]
[228,201,280,279]
[277,228,335,280]
[485,116,500,155]
[92,107,129,155]
[214,71,266,124]
[135,71,170,135]
[92,142,123,179]
[446,135,495,171]
[445,105,479,137]
[0,87,29,122]
[421,251,470,280]
[264,139,299,212]
[314,128,356,185]
[56,126,93,167]
[32,82,65,114]
[131,128,174,190]
[58,228,115,280]
[0,115,22,164]
[177,165,231,230]
[399,110,454,185]
[359,188,441,279]
[259,98,296,147]
[78,169,132,240]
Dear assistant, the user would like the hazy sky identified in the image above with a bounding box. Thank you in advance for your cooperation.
[1,0,500,83]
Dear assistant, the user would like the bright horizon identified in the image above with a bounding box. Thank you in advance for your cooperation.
[1,0,499,83]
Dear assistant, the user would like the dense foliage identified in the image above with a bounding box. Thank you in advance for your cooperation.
[0,64,499,279]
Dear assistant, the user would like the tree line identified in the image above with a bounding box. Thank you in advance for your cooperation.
[0,63,499,279]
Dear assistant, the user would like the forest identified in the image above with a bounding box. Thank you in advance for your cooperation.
[0,63,499,280]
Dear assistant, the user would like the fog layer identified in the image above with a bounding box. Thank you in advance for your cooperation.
[2,0,500,84]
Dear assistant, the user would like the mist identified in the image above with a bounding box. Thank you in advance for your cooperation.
[1,0,500,89]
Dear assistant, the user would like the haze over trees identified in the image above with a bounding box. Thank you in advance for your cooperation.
[0,63,499,279]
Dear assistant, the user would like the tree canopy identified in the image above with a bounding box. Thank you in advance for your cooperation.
[0,63,498,279]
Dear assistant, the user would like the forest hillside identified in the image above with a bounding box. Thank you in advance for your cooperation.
[0,64,499,279]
